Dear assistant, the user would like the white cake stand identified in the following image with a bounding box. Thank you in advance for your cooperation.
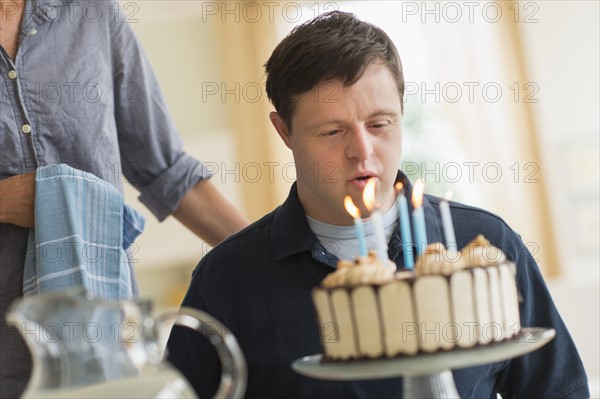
[292,327,555,398]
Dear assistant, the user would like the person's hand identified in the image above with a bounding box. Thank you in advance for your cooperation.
[0,173,35,228]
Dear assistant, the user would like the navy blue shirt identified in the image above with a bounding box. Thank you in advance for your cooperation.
[167,173,589,398]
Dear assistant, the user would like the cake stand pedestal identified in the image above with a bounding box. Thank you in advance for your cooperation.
[292,327,555,398]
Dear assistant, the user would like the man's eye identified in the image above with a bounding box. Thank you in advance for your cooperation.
[322,130,340,136]
[371,121,390,129]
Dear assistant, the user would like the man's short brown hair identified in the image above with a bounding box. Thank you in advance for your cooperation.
[265,11,405,130]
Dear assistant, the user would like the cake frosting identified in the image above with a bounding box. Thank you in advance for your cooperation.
[312,236,521,361]
[413,242,464,275]
[322,251,396,288]
[461,234,507,266]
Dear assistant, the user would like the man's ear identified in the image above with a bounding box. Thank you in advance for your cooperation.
[269,111,293,150]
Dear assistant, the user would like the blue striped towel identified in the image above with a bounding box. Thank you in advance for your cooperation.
[23,164,145,299]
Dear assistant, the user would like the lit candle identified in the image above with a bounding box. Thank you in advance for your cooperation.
[363,178,388,263]
[395,183,414,269]
[439,191,458,251]
[344,195,368,257]
[412,179,428,256]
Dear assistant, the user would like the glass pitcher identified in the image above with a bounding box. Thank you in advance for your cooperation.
[6,289,246,398]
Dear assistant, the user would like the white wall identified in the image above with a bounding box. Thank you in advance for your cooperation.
[519,1,599,392]
[520,1,599,280]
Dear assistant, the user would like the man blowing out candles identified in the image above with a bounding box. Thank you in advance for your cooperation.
[166,11,589,399]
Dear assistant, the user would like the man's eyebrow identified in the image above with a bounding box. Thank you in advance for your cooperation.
[368,110,399,119]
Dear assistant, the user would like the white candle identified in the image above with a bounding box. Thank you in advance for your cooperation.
[370,209,388,263]
[344,196,368,257]
[440,191,457,251]
[363,179,388,263]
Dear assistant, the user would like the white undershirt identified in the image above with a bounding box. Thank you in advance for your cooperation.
[306,198,400,262]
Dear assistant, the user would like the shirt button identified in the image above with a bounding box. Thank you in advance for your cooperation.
[22,124,32,134]
[7,70,17,79]
[46,7,58,20]
[30,29,38,36]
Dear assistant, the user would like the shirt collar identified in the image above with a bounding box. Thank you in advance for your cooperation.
[270,171,443,262]
[270,183,316,261]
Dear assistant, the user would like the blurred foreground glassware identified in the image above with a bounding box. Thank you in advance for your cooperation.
[6,289,246,398]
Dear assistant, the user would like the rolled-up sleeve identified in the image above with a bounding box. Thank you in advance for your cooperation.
[109,2,209,221]
[138,153,212,221]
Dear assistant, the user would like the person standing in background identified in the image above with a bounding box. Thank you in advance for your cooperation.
[0,0,248,397]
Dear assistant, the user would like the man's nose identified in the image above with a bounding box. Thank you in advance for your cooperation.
[346,127,374,161]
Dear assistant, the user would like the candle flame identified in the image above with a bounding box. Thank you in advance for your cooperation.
[344,195,361,219]
[362,178,377,211]
[412,179,425,208]
[394,182,404,193]
[444,190,453,201]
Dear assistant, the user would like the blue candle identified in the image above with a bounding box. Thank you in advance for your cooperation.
[344,196,368,257]
[354,218,368,257]
[395,184,414,269]
[411,179,428,256]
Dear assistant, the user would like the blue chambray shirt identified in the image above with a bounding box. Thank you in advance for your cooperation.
[0,2,210,394]
[0,0,209,220]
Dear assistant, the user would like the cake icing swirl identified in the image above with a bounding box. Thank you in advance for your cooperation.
[321,250,396,288]
[461,234,506,266]
[414,242,464,276]
[415,235,507,275]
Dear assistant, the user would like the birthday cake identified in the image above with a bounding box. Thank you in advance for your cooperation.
[312,235,521,361]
